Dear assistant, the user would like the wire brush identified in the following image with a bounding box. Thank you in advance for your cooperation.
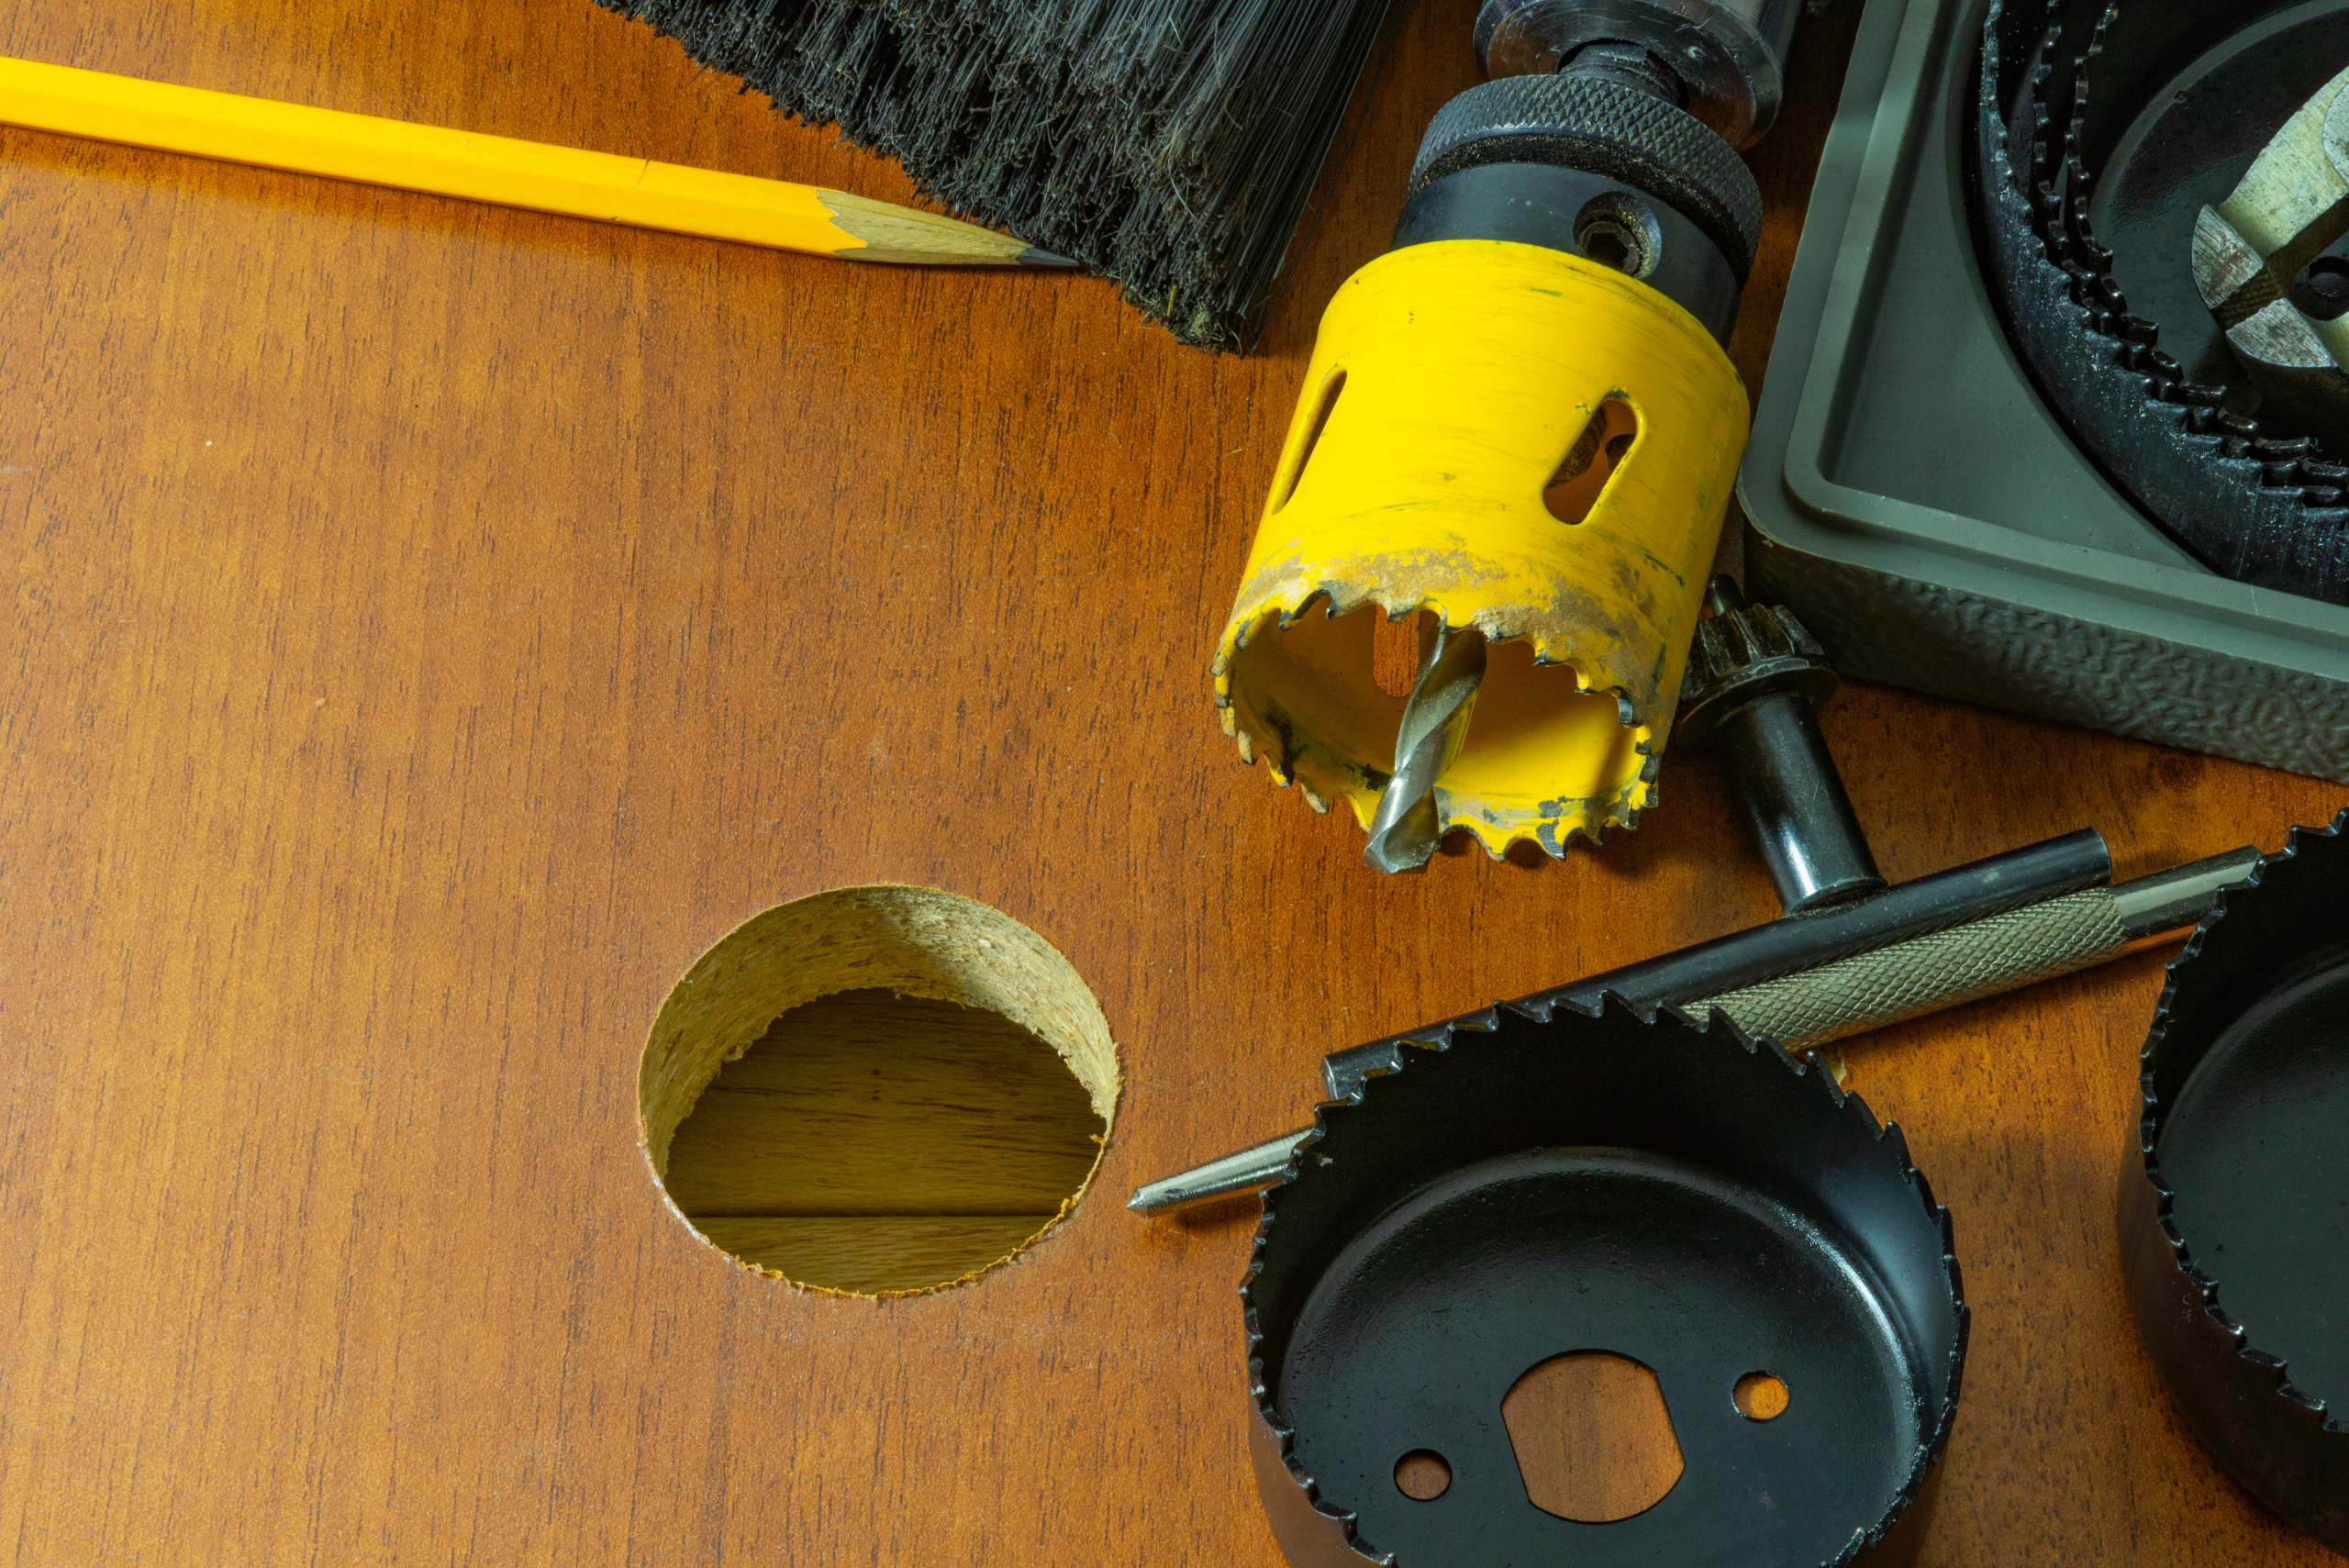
[599,0,1397,347]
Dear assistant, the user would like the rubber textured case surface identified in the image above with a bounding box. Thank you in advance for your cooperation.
[1739,0,2349,780]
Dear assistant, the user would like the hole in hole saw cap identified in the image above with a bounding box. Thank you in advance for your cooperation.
[640,886,1118,1296]
[1503,1351,1685,1522]
[1395,1450,1453,1500]
[1733,1371,1790,1421]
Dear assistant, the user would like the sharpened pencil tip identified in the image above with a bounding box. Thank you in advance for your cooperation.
[1019,246,1083,269]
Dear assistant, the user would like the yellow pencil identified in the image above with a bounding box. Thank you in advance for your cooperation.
[0,54,1077,268]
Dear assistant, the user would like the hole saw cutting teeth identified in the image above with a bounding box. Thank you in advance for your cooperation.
[1218,595,1654,865]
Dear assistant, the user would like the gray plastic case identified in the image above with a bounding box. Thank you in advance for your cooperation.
[1739,0,2349,779]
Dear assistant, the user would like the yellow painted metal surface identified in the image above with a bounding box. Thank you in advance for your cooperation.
[1214,239,1749,857]
[0,54,861,255]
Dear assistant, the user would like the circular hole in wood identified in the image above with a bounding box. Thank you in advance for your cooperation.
[1394,1450,1452,1501]
[639,886,1118,1296]
[1733,1371,1789,1421]
[1502,1351,1685,1523]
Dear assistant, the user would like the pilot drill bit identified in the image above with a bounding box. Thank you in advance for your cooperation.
[1363,620,1487,872]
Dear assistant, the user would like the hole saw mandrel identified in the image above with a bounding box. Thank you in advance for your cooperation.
[1212,3,1795,870]
[1476,0,1804,149]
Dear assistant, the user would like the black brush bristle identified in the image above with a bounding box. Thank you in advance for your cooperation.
[602,0,1395,348]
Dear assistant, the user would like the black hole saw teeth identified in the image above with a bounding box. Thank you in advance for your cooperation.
[2121,810,2349,1554]
[1240,996,1968,1568]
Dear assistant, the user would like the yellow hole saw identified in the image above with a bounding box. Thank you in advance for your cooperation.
[1214,3,1802,870]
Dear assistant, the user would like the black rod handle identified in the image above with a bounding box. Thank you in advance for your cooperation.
[1719,690,1884,912]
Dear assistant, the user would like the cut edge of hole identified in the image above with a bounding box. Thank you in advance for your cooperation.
[705,1208,1082,1301]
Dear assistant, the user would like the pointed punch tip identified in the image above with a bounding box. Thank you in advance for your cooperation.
[1019,246,1082,269]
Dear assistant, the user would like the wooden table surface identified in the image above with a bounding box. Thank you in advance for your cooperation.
[1,0,2339,1562]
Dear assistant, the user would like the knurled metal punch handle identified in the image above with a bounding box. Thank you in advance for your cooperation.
[1130,846,2259,1217]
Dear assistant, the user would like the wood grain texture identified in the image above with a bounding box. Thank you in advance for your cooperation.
[665,990,1100,1219]
[691,1216,1058,1293]
[0,0,2338,1563]
[1504,1351,1688,1524]
[662,988,1099,1291]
